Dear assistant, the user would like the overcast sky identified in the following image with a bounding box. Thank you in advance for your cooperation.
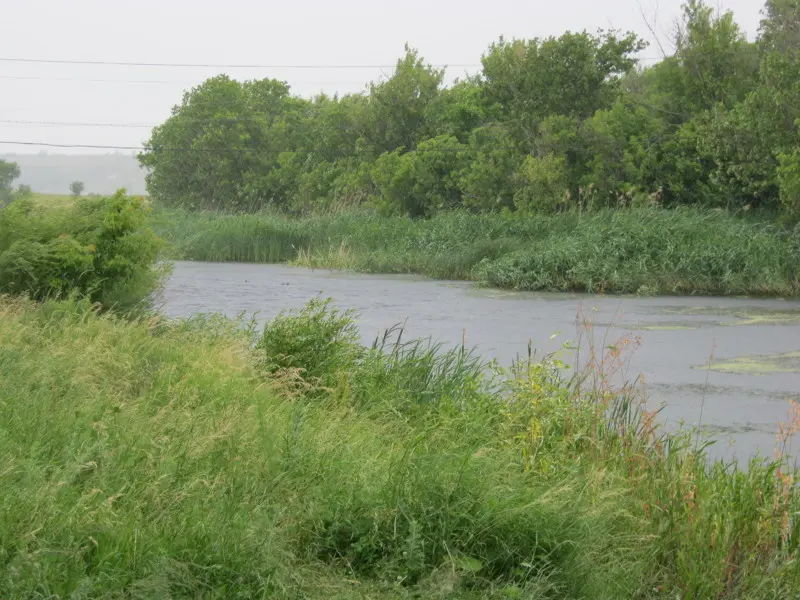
[0,0,764,155]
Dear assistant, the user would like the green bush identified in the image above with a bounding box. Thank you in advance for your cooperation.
[778,149,800,220]
[0,191,165,312]
[257,297,363,389]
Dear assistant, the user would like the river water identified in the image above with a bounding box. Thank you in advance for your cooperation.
[161,261,800,464]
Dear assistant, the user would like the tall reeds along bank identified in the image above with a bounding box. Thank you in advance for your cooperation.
[0,191,165,312]
[1,296,798,598]
[155,207,800,297]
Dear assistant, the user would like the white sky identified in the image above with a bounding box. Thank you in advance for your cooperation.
[0,0,764,154]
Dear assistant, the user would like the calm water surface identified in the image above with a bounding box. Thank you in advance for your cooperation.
[161,261,800,463]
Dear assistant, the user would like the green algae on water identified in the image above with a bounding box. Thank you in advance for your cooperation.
[696,351,800,375]
[661,306,800,327]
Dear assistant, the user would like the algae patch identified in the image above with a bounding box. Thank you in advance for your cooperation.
[593,320,699,331]
[728,313,800,326]
[696,351,800,375]
[661,305,800,327]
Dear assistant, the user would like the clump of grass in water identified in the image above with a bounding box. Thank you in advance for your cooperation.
[1,296,798,598]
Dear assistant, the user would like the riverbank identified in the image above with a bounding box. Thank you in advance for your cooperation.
[154,207,800,297]
[1,295,798,598]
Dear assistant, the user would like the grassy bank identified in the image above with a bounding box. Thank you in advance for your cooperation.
[155,207,800,297]
[1,295,798,598]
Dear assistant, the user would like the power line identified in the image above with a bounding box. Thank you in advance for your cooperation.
[0,116,362,128]
[0,74,193,85]
[0,140,145,151]
[0,74,375,86]
[0,57,478,69]
[0,118,300,128]
[1,120,155,128]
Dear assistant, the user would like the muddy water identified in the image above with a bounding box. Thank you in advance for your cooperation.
[161,261,800,463]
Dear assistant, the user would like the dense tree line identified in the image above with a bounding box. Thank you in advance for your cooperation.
[139,0,800,218]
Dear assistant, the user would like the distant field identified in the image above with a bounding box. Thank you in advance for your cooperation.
[30,193,76,208]
[1,152,147,196]
[29,192,150,209]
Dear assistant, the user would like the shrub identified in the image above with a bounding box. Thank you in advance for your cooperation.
[0,190,165,312]
[778,149,800,221]
[256,297,363,389]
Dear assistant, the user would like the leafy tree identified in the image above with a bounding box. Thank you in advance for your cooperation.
[362,46,444,156]
[580,97,670,203]
[426,78,489,142]
[370,136,468,217]
[778,148,800,218]
[306,93,370,163]
[69,181,85,197]
[671,0,759,115]
[0,160,21,206]
[688,0,800,211]
[139,75,310,211]
[514,154,571,213]
[480,31,645,145]
[458,126,523,211]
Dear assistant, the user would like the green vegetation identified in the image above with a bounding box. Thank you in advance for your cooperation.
[0,159,22,207]
[0,296,798,598]
[29,192,80,208]
[139,0,800,220]
[156,207,800,296]
[696,351,800,375]
[0,192,165,312]
[69,180,85,198]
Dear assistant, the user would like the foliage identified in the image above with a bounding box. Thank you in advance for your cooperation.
[671,0,759,114]
[256,297,362,388]
[362,46,444,155]
[0,159,20,207]
[69,180,85,197]
[156,207,800,297]
[778,148,800,219]
[139,75,309,211]
[139,0,800,220]
[481,31,645,145]
[370,135,469,217]
[1,296,798,597]
[0,190,165,311]
[513,154,570,213]
[458,126,523,211]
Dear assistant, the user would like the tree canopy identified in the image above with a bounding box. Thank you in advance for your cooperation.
[139,0,800,219]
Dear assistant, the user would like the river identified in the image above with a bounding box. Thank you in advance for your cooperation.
[161,260,800,464]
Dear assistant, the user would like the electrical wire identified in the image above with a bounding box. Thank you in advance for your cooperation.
[0,57,478,69]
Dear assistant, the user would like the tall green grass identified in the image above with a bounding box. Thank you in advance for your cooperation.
[155,207,800,296]
[1,296,798,598]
